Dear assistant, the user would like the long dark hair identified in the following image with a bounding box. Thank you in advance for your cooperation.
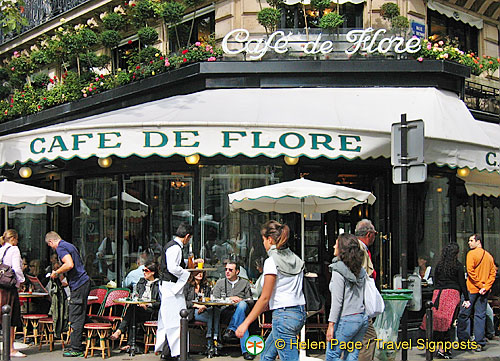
[337,233,363,277]
[188,271,208,288]
[261,220,290,250]
[435,243,460,279]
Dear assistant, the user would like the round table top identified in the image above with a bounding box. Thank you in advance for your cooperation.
[19,292,48,298]
[193,300,234,306]
[115,297,153,305]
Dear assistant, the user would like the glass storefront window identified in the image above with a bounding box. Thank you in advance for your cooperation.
[200,165,282,281]
[422,176,450,266]
[482,198,500,263]
[9,205,48,276]
[74,177,118,286]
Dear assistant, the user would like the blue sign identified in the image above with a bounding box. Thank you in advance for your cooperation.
[411,22,425,38]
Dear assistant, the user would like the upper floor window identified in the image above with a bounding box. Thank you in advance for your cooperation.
[427,9,478,53]
[169,9,215,52]
[282,2,363,29]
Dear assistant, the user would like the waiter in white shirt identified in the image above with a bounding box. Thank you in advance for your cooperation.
[155,223,193,361]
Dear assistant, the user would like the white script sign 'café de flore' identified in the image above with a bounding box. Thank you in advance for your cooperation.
[222,28,422,60]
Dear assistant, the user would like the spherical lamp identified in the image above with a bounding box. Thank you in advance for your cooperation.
[284,156,299,166]
[98,157,112,168]
[457,167,470,177]
[185,154,200,165]
[19,166,32,179]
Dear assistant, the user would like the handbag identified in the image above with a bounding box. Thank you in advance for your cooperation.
[0,246,18,289]
[303,272,322,312]
[364,275,384,318]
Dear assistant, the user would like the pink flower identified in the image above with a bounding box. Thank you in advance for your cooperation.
[426,43,431,50]
[83,93,88,98]
[164,61,170,67]
[438,41,444,46]
[443,53,449,59]
[205,45,212,51]
[207,56,216,62]
[13,51,20,58]
[195,42,201,46]
[417,57,423,62]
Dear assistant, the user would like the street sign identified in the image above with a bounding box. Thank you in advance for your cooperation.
[393,164,427,184]
[391,119,424,166]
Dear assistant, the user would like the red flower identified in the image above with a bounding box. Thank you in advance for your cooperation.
[21,94,24,97]
[10,98,13,103]
[183,58,187,62]
[128,40,133,44]
[182,49,188,55]
[43,97,47,100]
[100,74,104,78]
[131,3,135,6]
[53,75,57,80]
[9,105,13,108]
[49,79,54,83]
[37,105,41,109]
[136,65,140,69]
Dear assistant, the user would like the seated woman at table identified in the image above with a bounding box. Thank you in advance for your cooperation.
[184,270,220,353]
[109,262,160,344]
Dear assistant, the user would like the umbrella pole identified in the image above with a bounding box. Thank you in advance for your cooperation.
[3,205,7,231]
[299,198,321,361]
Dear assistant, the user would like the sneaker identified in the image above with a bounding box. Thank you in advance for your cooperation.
[474,345,483,352]
[437,350,451,359]
[63,350,84,357]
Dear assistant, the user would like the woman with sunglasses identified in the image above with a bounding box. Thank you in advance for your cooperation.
[110,262,160,345]
[184,271,219,354]
[235,220,306,361]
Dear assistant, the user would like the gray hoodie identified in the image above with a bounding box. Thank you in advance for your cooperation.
[328,257,367,323]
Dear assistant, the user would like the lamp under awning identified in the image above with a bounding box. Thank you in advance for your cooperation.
[0,87,498,173]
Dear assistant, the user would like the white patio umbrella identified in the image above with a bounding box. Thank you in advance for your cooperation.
[228,177,376,360]
[0,179,73,229]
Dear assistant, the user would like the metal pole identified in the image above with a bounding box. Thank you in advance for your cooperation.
[2,305,11,361]
[425,301,434,361]
[179,309,189,361]
[400,114,408,361]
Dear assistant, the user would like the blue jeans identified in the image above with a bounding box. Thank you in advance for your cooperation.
[260,305,306,361]
[195,307,220,339]
[227,301,250,353]
[457,292,488,346]
[326,313,369,361]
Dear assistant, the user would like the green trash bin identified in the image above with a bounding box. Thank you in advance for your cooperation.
[373,289,413,361]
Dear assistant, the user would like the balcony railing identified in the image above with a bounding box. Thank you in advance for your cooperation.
[0,0,90,46]
[465,80,500,122]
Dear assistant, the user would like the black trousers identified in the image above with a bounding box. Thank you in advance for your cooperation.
[69,280,91,352]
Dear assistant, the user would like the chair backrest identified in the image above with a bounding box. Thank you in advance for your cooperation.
[99,288,130,316]
[88,287,109,315]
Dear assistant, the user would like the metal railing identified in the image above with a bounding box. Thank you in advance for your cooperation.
[0,0,90,46]
[465,80,500,118]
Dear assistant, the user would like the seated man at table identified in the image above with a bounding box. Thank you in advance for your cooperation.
[212,261,254,360]
[109,262,160,349]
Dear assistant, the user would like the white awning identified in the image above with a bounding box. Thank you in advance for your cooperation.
[0,87,498,173]
[428,0,483,29]
[458,169,500,197]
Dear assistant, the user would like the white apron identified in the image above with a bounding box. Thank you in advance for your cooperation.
[155,280,187,356]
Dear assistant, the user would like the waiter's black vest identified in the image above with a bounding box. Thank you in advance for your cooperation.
[160,240,186,282]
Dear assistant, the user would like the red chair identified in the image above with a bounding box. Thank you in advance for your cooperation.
[92,288,130,345]
[88,287,108,317]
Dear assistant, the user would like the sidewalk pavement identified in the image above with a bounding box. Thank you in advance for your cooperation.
[14,338,500,361]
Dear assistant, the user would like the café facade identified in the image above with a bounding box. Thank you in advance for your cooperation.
[0,0,499,295]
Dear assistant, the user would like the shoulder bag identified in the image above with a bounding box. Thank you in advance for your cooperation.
[364,275,384,319]
[0,246,18,289]
[303,272,322,312]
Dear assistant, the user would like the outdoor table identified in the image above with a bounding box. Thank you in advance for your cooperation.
[192,300,234,358]
[114,297,152,356]
[19,292,49,313]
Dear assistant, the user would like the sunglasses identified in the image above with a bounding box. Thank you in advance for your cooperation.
[225,268,235,272]
[143,268,151,273]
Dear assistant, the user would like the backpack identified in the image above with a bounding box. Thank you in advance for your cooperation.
[0,246,18,289]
